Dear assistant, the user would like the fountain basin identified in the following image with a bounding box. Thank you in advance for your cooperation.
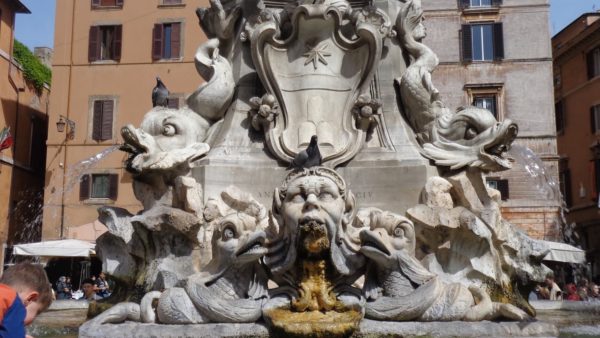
[78,319,559,338]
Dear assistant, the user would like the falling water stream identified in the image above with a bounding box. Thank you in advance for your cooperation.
[10,145,121,254]
[507,144,579,245]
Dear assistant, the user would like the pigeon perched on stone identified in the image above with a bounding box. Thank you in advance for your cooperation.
[288,135,322,169]
[152,77,169,107]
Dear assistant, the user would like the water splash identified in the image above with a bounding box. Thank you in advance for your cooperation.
[508,144,560,201]
[507,144,579,245]
[11,145,121,249]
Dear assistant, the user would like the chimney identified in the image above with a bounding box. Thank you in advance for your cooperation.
[33,47,53,68]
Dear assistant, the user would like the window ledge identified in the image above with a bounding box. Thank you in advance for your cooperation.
[463,59,504,64]
[90,60,120,65]
[158,4,186,9]
[462,7,500,15]
[153,57,184,63]
[91,6,123,10]
[83,198,116,205]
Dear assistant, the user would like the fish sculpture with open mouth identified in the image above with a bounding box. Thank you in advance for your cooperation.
[395,0,518,173]
[422,106,519,172]
[358,209,528,321]
[120,108,211,177]
[89,211,269,325]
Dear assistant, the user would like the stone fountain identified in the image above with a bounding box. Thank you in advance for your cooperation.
[80,0,558,337]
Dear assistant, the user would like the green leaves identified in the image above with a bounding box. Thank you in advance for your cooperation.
[13,40,51,91]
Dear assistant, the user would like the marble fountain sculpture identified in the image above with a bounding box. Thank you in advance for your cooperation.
[81,0,557,337]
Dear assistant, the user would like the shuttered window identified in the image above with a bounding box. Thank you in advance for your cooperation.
[559,168,572,207]
[461,23,504,62]
[88,25,122,62]
[486,178,509,200]
[555,100,565,134]
[588,46,600,80]
[80,174,119,200]
[92,100,114,141]
[152,22,182,60]
[91,0,124,8]
[591,104,600,135]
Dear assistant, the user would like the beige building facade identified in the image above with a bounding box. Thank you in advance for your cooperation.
[423,0,561,241]
[0,0,50,268]
[553,12,600,280]
[43,0,209,241]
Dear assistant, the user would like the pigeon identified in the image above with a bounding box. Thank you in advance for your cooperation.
[288,135,322,169]
[152,77,169,107]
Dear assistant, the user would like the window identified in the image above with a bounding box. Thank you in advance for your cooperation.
[152,22,181,60]
[460,0,502,9]
[89,25,122,62]
[80,174,118,200]
[461,23,504,62]
[591,104,600,135]
[588,46,600,80]
[29,115,47,173]
[559,167,572,207]
[555,100,565,134]
[470,0,491,6]
[92,100,114,141]
[466,84,503,119]
[486,178,509,200]
[473,95,497,118]
[161,0,183,5]
[91,0,123,8]
[592,159,600,201]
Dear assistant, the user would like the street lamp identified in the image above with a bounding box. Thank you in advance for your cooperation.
[56,115,75,140]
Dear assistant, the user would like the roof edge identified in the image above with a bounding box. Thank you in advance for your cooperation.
[552,12,600,40]
[10,0,31,14]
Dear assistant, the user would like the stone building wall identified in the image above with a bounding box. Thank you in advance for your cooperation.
[423,0,561,241]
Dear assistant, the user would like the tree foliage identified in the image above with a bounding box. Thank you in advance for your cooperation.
[12,40,51,91]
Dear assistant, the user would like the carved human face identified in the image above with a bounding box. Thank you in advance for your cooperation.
[282,175,345,255]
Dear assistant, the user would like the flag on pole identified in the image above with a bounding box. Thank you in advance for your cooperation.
[0,127,13,151]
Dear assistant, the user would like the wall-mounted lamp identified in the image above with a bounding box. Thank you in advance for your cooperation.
[57,115,75,140]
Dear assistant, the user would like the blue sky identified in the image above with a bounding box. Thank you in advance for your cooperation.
[12,0,600,51]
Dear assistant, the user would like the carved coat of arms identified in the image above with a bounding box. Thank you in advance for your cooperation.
[248,1,392,167]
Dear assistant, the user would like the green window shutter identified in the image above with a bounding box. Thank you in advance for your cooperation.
[80,174,90,200]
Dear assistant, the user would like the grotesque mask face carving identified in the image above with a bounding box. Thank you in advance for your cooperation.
[268,168,362,278]
[282,175,345,257]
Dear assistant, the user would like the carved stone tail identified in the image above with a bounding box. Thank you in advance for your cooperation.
[141,291,163,323]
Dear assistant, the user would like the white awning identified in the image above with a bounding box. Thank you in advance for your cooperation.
[13,239,96,258]
[542,241,586,264]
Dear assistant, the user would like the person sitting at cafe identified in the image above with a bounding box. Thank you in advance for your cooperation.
[80,278,102,301]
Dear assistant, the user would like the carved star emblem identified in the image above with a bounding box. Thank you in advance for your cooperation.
[303,43,331,70]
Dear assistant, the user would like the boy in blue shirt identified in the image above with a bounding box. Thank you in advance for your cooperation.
[0,263,53,337]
